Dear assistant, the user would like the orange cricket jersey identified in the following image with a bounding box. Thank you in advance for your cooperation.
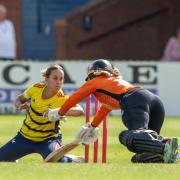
[60,76,141,127]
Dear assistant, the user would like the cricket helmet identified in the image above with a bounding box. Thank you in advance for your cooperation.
[85,59,114,81]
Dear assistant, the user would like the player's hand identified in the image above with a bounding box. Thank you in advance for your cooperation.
[81,124,99,145]
[15,101,29,110]
[74,125,89,144]
[43,108,67,122]
[76,123,99,145]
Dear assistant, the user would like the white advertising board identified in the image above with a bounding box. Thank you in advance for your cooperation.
[0,61,179,116]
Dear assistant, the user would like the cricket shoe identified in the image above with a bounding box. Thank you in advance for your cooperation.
[175,152,180,163]
[66,155,85,163]
[163,137,178,163]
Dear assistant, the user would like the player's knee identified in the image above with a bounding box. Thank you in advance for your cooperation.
[119,130,129,145]
[119,129,164,154]
[119,130,135,152]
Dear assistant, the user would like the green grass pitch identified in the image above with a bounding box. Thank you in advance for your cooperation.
[0,115,180,180]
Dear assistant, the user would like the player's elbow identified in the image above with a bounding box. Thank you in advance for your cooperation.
[66,106,85,116]
[72,109,84,116]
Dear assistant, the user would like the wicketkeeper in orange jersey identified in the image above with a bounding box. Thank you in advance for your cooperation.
[47,59,179,163]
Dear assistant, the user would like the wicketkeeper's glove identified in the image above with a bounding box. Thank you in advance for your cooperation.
[75,123,99,145]
[74,125,89,144]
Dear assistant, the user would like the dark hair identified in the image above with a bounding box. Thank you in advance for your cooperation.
[41,64,63,78]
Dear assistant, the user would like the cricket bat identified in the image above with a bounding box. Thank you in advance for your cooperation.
[44,140,80,162]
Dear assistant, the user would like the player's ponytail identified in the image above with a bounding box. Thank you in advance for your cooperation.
[112,67,122,79]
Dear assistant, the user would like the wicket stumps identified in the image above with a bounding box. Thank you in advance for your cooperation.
[84,95,107,163]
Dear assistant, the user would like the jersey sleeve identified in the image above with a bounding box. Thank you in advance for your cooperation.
[59,81,96,115]
[91,104,111,127]
[23,84,35,99]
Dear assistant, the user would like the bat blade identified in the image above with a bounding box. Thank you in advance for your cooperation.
[45,142,79,162]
